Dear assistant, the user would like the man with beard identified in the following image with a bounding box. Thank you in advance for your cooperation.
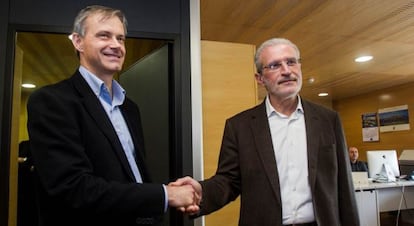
[173,38,360,226]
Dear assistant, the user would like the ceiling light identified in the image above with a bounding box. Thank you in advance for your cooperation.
[22,83,36,88]
[308,77,315,84]
[379,94,391,101]
[318,92,328,97]
[355,55,373,62]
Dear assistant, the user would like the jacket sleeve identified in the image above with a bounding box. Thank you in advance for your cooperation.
[199,118,241,215]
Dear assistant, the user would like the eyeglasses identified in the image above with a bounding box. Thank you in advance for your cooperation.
[261,58,301,73]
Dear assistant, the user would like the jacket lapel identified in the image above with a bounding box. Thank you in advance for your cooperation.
[119,100,151,182]
[302,100,322,189]
[70,72,137,181]
[250,102,282,206]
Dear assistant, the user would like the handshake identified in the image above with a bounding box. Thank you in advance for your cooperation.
[166,176,202,215]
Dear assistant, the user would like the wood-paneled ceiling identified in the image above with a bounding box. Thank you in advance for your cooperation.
[18,0,414,103]
[200,0,414,102]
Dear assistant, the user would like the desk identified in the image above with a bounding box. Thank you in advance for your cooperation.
[354,180,414,226]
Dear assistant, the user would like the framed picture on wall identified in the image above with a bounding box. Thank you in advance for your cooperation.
[378,105,410,132]
[362,112,379,142]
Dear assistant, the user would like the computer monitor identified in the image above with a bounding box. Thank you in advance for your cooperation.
[367,150,400,181]
[399,150,414,177]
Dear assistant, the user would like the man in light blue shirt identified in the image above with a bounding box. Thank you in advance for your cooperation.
[27,5,199,226]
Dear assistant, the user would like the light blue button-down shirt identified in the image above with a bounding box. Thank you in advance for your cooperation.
[78,66,168,211]
[79,66,143,183]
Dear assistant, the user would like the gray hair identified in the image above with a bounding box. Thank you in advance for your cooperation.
[72,5,128,37]
[254,38,300,74]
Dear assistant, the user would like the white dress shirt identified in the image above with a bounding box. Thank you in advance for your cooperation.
[265,96,315,224]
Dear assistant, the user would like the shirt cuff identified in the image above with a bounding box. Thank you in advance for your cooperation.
[162,184,168,212]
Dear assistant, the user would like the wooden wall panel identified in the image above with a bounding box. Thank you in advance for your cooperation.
[334,82,414,162]
[201,40,257,226]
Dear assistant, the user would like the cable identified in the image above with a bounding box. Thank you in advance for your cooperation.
[396,184,405,226]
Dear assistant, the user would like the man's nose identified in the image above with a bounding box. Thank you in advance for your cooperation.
[109,37,122,48]
[280,62,292,74]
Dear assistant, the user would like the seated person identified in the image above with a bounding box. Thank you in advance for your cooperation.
[349,146,368,172]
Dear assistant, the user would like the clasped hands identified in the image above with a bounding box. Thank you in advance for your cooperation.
[166,176,201,215]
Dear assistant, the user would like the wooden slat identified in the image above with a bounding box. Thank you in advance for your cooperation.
[201,40,257,226]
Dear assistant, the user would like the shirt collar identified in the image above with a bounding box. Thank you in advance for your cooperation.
[78,66,126,106]
[265,95,304,118]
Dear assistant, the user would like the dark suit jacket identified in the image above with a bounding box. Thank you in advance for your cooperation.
[27,71,165,226]
[199,99,360,226]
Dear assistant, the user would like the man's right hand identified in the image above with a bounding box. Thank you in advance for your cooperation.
[169,176,202,215]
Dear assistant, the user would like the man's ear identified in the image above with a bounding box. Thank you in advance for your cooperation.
[71,33,84,52]
[255,73,264,85]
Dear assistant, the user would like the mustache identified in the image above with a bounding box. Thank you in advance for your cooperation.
[277,77,297,84]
